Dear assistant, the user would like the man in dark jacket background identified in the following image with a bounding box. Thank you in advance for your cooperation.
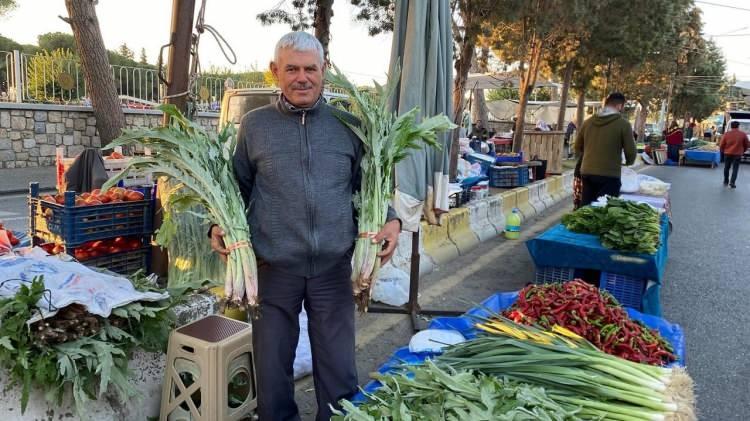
[210,32,401,421]
[574,92,637,206]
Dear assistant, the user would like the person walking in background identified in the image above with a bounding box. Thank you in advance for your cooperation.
[564,121,576,158]
[720,121,750,188]
[574,92,637,207]
[665,121,683,163]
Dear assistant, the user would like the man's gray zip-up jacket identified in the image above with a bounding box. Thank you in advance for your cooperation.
[232,97,398,278]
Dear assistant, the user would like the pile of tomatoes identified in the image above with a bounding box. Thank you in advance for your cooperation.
[41,236,144,261]
[41,187,145,207]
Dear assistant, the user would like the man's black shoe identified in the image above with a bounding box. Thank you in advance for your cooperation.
[731,184,737,189]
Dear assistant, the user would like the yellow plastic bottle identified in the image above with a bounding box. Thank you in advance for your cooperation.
[505,208,522,240]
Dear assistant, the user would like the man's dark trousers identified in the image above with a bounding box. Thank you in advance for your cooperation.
[252,259,357,421]
[724,154,742,186]
[580,175,622,207]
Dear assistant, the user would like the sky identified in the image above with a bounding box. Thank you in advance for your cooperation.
[0,0,394,85]
[0,0,749,83]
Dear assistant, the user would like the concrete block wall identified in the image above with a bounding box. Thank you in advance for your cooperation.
[0,103,219,169]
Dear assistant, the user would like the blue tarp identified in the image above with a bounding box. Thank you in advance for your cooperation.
[685,149,720,164]
[352,290,686,404]
[526,214,670,283]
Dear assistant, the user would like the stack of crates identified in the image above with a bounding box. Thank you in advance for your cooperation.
[29,183,154,275]
[599,272,647,310]
[489,165,530,188]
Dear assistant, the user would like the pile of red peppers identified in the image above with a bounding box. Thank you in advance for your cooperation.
[503,280,677,366]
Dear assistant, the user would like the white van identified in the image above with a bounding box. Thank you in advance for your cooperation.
[218,87,349,127]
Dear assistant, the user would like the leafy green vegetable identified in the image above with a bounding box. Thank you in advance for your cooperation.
[102,105,257,311]
[325,64,456,310]
[0,275,192,419]
[333,360,584,421]
[562,198,661,254]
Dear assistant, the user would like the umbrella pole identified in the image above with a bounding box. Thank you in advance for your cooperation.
[366,229,464,332]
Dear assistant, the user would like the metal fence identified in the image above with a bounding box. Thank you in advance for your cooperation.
[0,50,273,112]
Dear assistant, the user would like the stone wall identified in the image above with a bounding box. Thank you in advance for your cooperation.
[0,103,219,169]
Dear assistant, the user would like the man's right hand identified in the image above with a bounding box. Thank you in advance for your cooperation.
[210,225,230,263]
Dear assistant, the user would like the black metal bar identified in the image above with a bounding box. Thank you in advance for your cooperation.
[366,229,464,331]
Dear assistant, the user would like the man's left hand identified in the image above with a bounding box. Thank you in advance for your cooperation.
[373,219,401,266]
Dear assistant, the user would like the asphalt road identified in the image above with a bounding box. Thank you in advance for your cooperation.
[641,165,750,420]
[0,192,29,232]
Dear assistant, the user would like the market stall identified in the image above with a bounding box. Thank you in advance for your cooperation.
[337,282,694,420]
[527,213,669,315]
[525,171,673,316]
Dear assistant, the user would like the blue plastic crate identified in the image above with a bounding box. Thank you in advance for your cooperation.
[29,183,154,247]
[489,165,529,188]
[495,151,523,164]
[599,272,646,310]
[85,246,151,275]
[534,266,576,284]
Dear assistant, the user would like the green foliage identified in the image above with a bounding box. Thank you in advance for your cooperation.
[38,32,76,54]
[0,0,16,16]
[139,48,148,65]
[333,360,582,420]
[486,89,518,102]
[0,275,193,419]
[25,48,81,102]
[562,198,662,254]
[350,0,394,36]
[117,43,134,61]
[257,0,315,32]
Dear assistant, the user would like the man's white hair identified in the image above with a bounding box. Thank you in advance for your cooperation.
[274,32,325,66]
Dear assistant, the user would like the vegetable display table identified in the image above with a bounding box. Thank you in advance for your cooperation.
[352,290,686,404]
[526,214,670,315]
[683,149,720,167]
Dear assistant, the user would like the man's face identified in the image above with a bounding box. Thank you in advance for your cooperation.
[270,48,324,108]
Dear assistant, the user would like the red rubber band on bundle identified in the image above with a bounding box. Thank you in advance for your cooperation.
[227,241,250,251]
[358,232,378,239]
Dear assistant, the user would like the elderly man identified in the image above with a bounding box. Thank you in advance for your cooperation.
[210,32,401,420]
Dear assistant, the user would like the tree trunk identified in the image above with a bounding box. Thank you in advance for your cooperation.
[576,87,586,130]
[313,0,334,65]
[470,46,489,131]
[450,25,477,180]
[513,37,543,152]
[64,0,124,144]
[556,59,575,131]
[452,35,475,125]
[634,100,649,141]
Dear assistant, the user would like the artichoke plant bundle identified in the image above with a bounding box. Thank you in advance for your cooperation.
[103,105,258,313]
[325,64,455,310]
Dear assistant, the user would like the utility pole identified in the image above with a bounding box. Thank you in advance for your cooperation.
[153,0,196,278]
[162,0,196,123]
[665,77,674,126]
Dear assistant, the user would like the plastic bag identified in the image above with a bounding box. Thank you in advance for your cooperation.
[638,175,671,196]
[293,307,313,380]
[620,167,640,193]
[408,329,466,353]
[371,265,410,307]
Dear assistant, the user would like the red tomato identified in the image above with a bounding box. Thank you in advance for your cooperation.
[127,238,142,250]
[113,237,126,246]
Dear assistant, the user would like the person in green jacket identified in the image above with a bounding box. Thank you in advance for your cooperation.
[574,92,637,206]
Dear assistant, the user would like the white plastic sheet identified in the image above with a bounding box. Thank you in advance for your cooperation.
[0,255,168,323]
[409,329,466,353]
